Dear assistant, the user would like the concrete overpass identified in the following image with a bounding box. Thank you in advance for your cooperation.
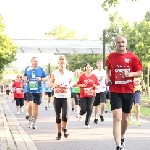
[13,39,112,54]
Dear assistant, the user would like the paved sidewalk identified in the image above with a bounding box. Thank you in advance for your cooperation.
[0,99,16,150]
[0,98,38,150]
[1,95,150,150]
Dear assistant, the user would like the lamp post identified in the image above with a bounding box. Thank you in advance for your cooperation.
[48,63,51,74]
[103,30,106,69]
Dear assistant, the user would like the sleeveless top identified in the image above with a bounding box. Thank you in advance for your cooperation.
[134,77,142,92]
[53,69,71,98]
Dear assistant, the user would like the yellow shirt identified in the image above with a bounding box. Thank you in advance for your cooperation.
[134,77,142,92]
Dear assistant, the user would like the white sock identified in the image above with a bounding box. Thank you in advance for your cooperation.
[116,144,122,147]
[121,135,124,139]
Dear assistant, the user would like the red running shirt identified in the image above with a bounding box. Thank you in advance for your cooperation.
[12,81,24,98]
[77,73,98,98]
[106,51,143,93]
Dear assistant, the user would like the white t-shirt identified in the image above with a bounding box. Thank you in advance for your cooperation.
[92,69,106,93]
[9,83,12,92]
[53,69,72,98]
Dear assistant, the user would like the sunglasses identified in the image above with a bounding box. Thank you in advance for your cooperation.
[17,76,22,78]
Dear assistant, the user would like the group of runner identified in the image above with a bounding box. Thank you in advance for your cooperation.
[5,35,145,150]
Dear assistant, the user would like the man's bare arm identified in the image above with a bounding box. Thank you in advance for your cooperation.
[50,73,55,87]
[24,76,28,83]
[106,67,111,81]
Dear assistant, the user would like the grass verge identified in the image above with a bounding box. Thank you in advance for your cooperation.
[106,98,150,117]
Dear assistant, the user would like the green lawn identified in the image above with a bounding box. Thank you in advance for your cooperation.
[106,95,150,116]
[140,95,150,116]
[140,95,150,102]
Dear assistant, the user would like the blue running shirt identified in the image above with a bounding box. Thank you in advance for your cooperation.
[43,80,52,92]
[22,80,28,93]
[24,66,47,93]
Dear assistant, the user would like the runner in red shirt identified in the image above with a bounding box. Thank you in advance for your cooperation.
[12,75,24,115]
[106,35,143,150]
[77,63,98,129]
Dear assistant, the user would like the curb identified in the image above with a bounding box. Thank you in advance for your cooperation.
[135,114,150,121]
[0,100,17,150]
[1,99,38,150]
[106,108,150,121]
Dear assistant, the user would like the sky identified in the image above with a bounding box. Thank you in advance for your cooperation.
[0,0,150,68]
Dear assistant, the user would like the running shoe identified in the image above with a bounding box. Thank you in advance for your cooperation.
[85,125,90,129]
[28,119,33,128]
[128,117,132,125]
[32,122,37,129]
[99,115,104,122]
[121,139,125,148]
[93,119,98,124]
[116,146,123,150]
[135,121,142,126]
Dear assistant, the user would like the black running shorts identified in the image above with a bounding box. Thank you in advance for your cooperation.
[110,92,133,113]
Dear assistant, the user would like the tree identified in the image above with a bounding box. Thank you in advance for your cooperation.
[101,0,138,11]
[129,21,150,65]
[0,15,17,74]
[45,25,88,40]
[45,25,76,40]
[66,54,103,71]
[100,12,131,50]
[100,12,150,65]
[42,64,58,73]
[45,25,103,71]
[144,11,150,21]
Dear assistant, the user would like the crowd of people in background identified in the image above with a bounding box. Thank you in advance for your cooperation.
[1,35,146,150]
[0,81,15,99]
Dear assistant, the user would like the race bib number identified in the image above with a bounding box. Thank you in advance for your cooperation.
[55,87,67,94]
[115,69,131,84]
[32,74,36,78]
[83,87,94,96]
[29,81,38,90]
[134,79,140,86]
[16,88,22,94]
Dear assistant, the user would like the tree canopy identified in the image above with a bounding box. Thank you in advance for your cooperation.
[45,25,88,40]
[0,15,17,75]
[45,25,76,40]
[45,25,103,71]
[101,0,138,11]
[100,11,150,66]
[65,54,103,71]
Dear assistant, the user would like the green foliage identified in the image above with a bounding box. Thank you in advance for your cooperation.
[100,12,131,50]
[100,12,150,66]
[0,15,17,74]
[128,21,150,66]
[42,64,58,73]
[101,0,138,11]
[65,54,103,71]
[45,25,88,40]
[45,25,76,40]
[101,0,119,11]
[0,67,23,84]
[144,11,150,21]
[45,25,102,71]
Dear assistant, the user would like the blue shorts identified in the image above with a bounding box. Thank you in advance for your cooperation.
[133,91,141,104]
